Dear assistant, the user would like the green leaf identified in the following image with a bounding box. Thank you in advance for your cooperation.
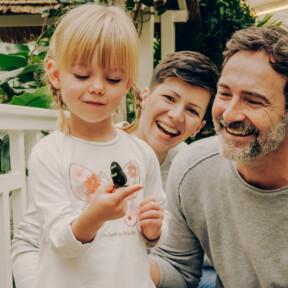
[19,64,41,76]
[9,86,53,108]
[0,43,29,55]
[0,68,24,86]
[0,64,39,86]
[0,54,28,70]
[256,14,283,27]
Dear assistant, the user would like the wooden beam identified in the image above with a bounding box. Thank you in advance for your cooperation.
[0,15,55,27]
[160,10,188,59]
[138,13,155,90]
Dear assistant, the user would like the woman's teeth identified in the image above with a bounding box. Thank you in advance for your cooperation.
[158,122,179,136]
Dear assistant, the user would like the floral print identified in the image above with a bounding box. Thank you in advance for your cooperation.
[69,161,141,226]
[72,165,87,182]
[84,173,101,196]
[124,208,137,227]
[127,162,137,178]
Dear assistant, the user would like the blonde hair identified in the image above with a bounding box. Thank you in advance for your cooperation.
[45,3,139,134]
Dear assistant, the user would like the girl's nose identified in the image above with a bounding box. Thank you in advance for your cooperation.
[89,78,105,95]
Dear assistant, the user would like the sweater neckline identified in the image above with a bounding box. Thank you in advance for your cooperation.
[230,160,288,195]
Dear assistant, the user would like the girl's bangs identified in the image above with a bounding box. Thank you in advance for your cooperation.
[57,5,138,78]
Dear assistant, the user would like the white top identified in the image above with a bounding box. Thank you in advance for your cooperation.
[160,142,187,190]
[29,129,168,288]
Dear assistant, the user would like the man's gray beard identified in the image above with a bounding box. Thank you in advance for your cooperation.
[213,111,288,162]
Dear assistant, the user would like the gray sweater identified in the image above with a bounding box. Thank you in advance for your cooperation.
[151,136,288,288]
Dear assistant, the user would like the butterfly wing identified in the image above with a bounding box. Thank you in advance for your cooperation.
[122,160,140,200]
[69,164,108,202]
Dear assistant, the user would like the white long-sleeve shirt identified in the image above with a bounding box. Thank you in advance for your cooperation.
[27,129,168,288]
[11,129,179,288]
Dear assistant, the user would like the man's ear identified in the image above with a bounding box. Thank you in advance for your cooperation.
[46,60,61,89]
[141,87,150,109]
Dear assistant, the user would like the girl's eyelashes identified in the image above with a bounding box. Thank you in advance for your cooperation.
[74,74,90,80]
[107,78,121,83]
[73,75,122,84]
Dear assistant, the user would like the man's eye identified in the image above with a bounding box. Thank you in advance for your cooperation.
[218,92,231,97]
[74,74,89,80]
[248,100,263,106]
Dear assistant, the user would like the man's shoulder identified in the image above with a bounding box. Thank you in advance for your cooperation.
[169,136,221,176]
[177,135,219,161]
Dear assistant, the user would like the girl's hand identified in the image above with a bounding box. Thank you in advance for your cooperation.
[138,197,164,242]
[88,181,143,223]
[72,181,143,243]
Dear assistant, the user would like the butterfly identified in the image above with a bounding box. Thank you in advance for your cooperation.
[69,161,140,226]
[110,161,128,189]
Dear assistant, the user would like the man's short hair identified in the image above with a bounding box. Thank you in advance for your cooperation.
[223,26,288,109]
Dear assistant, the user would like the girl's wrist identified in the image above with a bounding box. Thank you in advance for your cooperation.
[71,210,105,244]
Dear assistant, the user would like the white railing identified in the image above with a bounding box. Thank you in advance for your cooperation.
[0,104,61,288]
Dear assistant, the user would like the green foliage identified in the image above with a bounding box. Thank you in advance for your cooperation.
[0,131,10,174]
[153,37,161,68]
[0,39,52,106]
[126,90,136,124]
[9,86,52,108]
[176,0,256,69]
[256,14,284,27]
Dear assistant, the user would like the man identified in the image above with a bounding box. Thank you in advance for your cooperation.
[150,26,288,287]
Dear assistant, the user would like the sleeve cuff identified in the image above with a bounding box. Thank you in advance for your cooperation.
[49,214,94,258]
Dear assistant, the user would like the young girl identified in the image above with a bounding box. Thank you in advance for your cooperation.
[28,4,168,287]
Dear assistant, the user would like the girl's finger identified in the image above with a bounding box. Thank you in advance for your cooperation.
[139,202,163,214]
[139,196,156,207]
[116,184,143,202]
[138,210,164,221]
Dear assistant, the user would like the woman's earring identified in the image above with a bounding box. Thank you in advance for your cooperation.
[189,134,196,141]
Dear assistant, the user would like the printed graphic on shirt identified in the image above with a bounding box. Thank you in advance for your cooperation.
[69,161,140,227]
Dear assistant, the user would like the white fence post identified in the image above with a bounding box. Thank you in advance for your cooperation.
[9,130,27,231]
[0,187,13,288]
[0,104,61,288]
